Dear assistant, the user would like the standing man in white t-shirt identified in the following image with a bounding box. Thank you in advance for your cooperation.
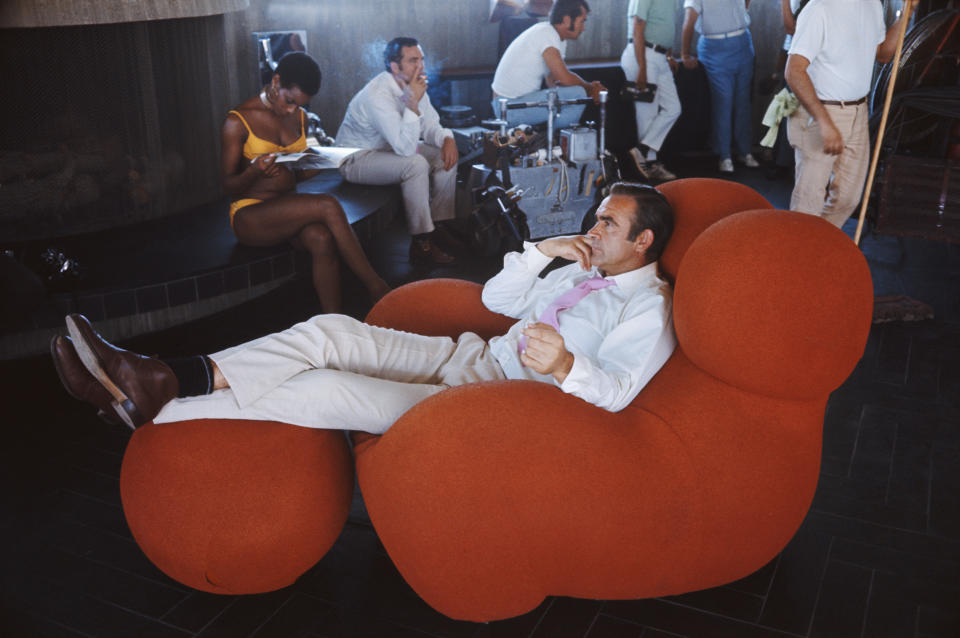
[785,0,912,229]
[491,0,606,129]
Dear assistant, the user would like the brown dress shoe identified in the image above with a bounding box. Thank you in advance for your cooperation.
[50,335,122,425]
[65,314,179,429]
[409,236,456,266]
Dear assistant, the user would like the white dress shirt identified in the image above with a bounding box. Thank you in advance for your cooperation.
[482,241,676,412]
[336,71,452,156]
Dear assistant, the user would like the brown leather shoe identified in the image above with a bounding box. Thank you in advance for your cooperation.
[65,314,179,429]
[50,335,122,425]
[409,236,456,266]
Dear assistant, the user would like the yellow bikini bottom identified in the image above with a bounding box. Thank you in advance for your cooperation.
[229,198,263,228]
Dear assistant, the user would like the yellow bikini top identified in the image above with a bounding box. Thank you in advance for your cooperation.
[227,108,307,160]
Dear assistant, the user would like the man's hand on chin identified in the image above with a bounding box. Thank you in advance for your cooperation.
[520,323,575,383]
[536,235,593,271]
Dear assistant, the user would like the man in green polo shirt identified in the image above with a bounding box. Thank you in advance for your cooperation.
[619,0,681,182]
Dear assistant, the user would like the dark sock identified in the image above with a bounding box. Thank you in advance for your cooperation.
[413,232,433,247]
[163,355,214,397]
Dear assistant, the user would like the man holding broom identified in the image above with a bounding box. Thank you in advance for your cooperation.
[785,0,915,229]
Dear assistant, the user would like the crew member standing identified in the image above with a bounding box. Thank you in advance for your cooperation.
[680,0,759,173]
[785,0,912,229]
[620,0,681,182]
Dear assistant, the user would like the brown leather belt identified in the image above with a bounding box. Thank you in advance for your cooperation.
[821,96,867,106]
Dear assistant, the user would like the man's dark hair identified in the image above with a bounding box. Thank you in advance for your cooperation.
[609,182,674,263]
[275,51,321,96]
[384,37,420,71]
[550,0,590,25]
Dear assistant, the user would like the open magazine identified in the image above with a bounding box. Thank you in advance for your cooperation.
[256,147,362,170]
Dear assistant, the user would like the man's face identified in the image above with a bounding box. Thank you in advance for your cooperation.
[585,194,648,275]
[563,7,588,40]
[393,45,425,83]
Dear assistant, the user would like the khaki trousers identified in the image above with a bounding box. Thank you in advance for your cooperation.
[787,102,871,228]
[153,314,506,434]
[339,144,455,236]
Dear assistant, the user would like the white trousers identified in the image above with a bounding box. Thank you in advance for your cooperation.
[339,144,456,236]
[153,314,506,434]
[620,44,682,153]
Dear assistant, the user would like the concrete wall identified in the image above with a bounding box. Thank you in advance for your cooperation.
[220,0,791,140]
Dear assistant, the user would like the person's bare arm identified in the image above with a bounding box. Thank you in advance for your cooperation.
[543,47,606,102]
[632,17,648,89]
[221,114,279,197]
[680,8,699,69]
[876,0,916,63]
[785,53,843,154]
[782,0,796,34]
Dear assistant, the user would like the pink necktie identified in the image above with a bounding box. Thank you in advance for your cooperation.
[518,274,616,354]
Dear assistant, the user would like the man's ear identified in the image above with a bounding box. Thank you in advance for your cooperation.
[635,229,654,257]
[389,61,401,76]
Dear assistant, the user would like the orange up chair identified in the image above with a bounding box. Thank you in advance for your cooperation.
[353,178,874,621]
[120,419,353,594]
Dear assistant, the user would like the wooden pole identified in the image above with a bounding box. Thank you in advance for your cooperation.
[854,0,916,245]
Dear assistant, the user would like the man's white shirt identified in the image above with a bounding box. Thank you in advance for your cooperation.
[482,241,676,412]
[336,70,452,155]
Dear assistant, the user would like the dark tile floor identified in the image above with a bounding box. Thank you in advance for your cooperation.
[2,157,958,637]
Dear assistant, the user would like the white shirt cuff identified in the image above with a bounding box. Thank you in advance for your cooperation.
[559,349,592,396]
[521,241,556,273]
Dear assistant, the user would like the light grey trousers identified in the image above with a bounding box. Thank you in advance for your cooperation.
[153,314,506,434]
[339,144,455,236]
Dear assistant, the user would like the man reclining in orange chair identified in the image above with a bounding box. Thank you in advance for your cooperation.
[52,182,676,434]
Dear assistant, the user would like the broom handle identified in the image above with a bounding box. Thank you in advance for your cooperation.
[854,0,916,245]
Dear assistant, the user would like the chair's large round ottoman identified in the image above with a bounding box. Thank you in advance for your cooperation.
[120,419,353,594]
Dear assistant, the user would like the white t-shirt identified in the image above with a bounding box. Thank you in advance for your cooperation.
[789,0,885,101]
[492,22,567,98]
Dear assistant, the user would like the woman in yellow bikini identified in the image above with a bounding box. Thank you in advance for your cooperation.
[222,52,389,312]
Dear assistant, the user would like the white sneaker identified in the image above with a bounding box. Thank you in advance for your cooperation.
[718,158,734,173]
[739,153,760,168]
